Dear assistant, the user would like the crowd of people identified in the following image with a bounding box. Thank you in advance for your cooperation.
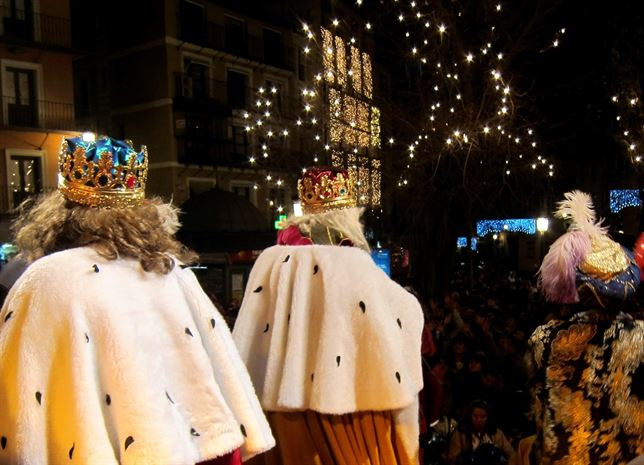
[415,263,643,464]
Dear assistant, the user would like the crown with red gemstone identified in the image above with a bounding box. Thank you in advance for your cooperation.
[58,136,148,208]
[298,167,356,214]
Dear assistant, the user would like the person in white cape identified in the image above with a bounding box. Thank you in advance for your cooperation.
[233,167,424,465]
[0,136,274,465]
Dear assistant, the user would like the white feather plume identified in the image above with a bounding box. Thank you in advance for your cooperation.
[555,190,607,239]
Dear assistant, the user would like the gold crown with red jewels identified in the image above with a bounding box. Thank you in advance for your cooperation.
[58,136,148,208]
[297,167,356,214]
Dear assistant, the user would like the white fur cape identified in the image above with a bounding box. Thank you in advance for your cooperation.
[0,247,274,465]
[232,245,423,457]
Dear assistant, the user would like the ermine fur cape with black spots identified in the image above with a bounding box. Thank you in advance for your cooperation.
[0,246,274,465]
[232,245,423,458]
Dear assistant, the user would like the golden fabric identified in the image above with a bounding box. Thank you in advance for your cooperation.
[249,410,414,465]
[529,312,644,465]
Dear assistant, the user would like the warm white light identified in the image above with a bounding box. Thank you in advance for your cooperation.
[293,201,303,217]
[536,217,549,233]
[553,39,559,47]
[389,137,395,144]
[82,132,96,142]
[483,126,490,134]
[466,53,473,62]
[332,18,339,26]
[366,22,372,30]
[439,24,446,33]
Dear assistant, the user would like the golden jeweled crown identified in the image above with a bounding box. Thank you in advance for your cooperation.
[297,167,356,214]
[58,136,148,208]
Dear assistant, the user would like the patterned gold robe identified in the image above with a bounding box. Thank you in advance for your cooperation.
[529,311,644,465]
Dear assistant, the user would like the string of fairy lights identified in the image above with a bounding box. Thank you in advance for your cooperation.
[240,0,566,215]
[610,91,644,166]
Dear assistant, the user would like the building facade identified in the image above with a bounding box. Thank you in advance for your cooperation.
[0,0,76,219]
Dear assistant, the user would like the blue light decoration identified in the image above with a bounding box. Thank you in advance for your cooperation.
[609,189,641,213]
[371,249,391,276]
[456,237,478,250]
[476,219,537,236]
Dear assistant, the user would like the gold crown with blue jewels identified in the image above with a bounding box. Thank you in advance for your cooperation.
[58,136,148,208]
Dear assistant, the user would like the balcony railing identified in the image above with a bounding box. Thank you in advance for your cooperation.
[176,137,251,168]
[1,96,76,130]
[0,7,71,49]
[178,21,295,71]
[174,73,300,118]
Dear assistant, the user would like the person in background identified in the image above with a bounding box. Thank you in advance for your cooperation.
[447,400,514,464]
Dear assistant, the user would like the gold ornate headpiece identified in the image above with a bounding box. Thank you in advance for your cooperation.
[297,167,356,214]
[58,136,148,208]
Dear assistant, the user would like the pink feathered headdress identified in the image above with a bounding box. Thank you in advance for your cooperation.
[537,191,607,303]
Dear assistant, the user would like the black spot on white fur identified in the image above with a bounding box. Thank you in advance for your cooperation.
[359,301,366,313]
[283,255,290,263]
[397,318,402,329]
[124,436,135,451]
[263,323,270,333]
[35,392,42,405]
[92,264,99,273]
[190,428,200,437]
[68,443,75,459]
[336,356,341,367]
[253,286,263,293]
[185,328,193,337]
[395,372,401,383]
[3,312,12,323]
[313,265,319,274]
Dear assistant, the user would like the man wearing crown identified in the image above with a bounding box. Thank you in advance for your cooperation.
[529,191,643,465]
[232,167,424,465]
[0,136,274,464]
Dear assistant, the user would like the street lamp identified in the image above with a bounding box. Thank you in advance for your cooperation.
[536,217,549,234]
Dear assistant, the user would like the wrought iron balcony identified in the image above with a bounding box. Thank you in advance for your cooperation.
[177,20,295,71]
[0,96,76,130]
[0,7,71,49]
